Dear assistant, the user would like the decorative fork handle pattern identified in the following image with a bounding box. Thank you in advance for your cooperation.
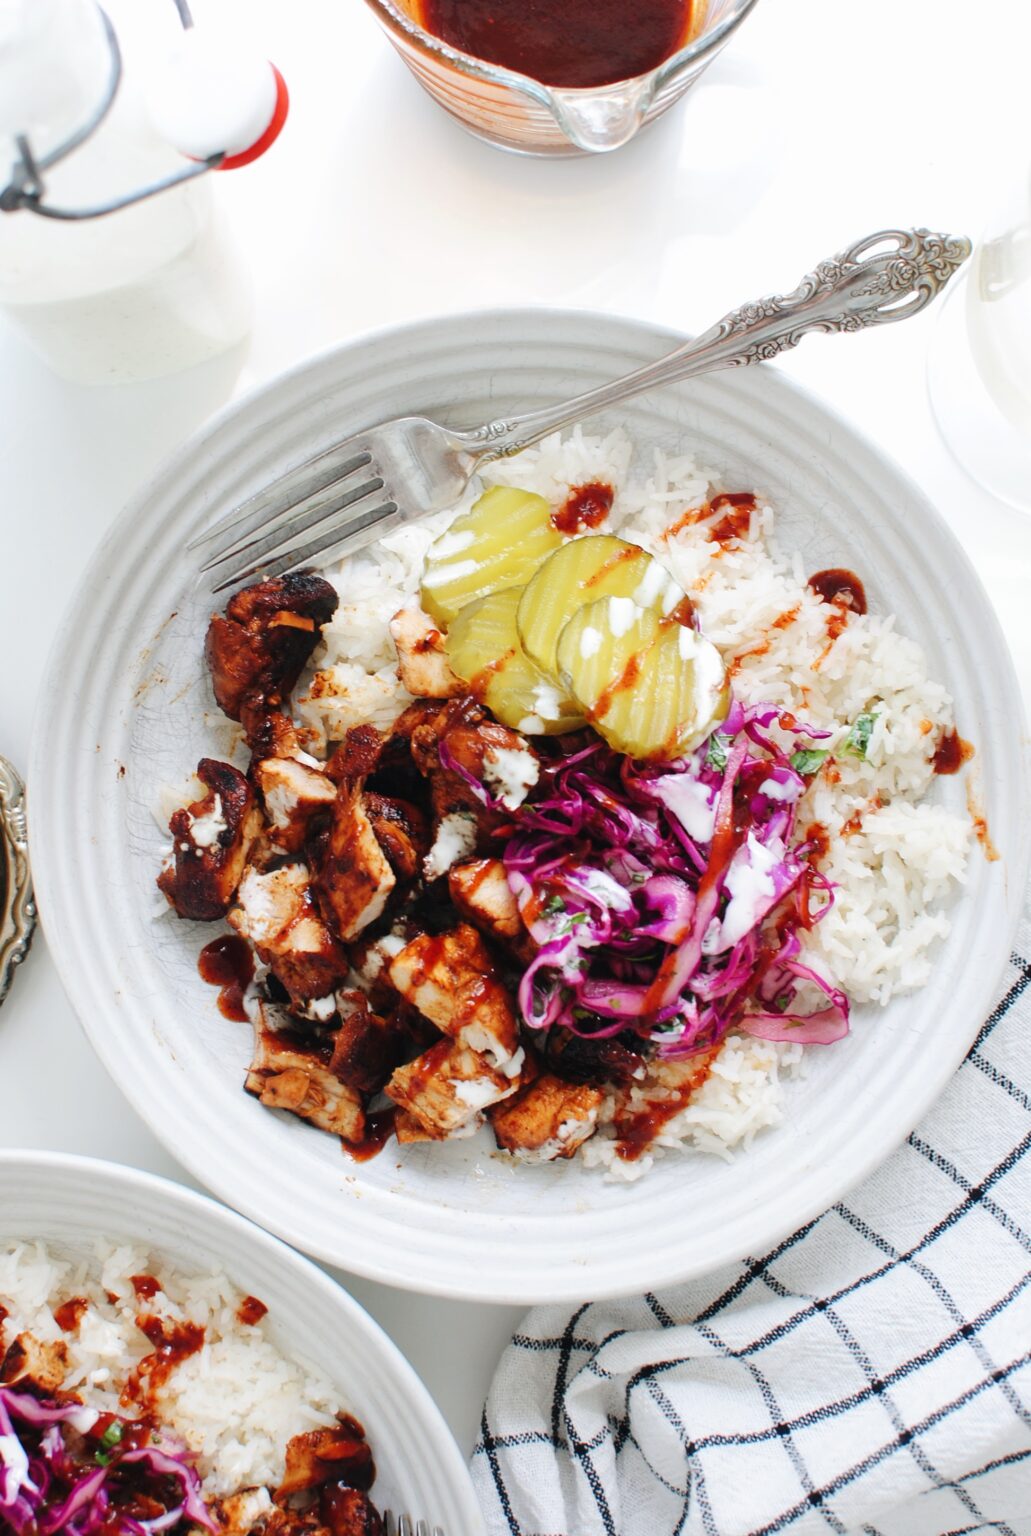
[459,227,971,459]
[0,755,36,1009]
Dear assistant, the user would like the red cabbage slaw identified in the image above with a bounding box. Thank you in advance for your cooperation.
[0,1387,217,1536]
[491,699,849,1057]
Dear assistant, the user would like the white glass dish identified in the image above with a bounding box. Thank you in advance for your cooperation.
[0,1150,481,1533]
[928,167,1031,511]
[29,310,1029,1303]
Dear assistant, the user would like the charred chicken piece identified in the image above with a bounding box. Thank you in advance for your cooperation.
[394,1108,444,1145]
[329,996,411,1096]
[157,759,263,921]
[213,1488,274,1536]
[344,931,410,1012]
[363,792,430,883]
[275,1421,375,1500]
[351,699,451,805]
[313,784,396,941]
[246,1009,364,1143]
[408,699,540,870]
[389,606,462,699]
[408,697,539,802]
[205,572,338,721]
[318,1486,383,1536]
[325,724,385,785]
[229,863,349,1008]
[259,1509,322,1536]
[386,1037,519,1138]
[435,713,539,800]
[386,923,522,1072]
[543,1028,647,1088]
[240,701,304,761]
[388,696,457,749]
[490,1074,603,1162]
[448,858,532,959]
[254,757,337,854]
[0,1332,69,1393]
[404,695,481,777]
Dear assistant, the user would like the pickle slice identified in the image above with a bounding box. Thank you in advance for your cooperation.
[420,486,563,626]
[446,587,585,736]
[556,596,729,761]
[517,535,686,678]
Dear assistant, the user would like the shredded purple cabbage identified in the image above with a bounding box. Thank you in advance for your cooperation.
[503,701,848,1057]
[0,1388,218,1536]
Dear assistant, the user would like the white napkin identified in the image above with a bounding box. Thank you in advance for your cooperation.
[472,901,1031,1535]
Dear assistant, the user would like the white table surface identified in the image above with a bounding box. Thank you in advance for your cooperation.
[3,0,1031,1469]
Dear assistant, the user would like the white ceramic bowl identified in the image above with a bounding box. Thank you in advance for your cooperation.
[29,311,1030,1302]
[0,1150,482,1534]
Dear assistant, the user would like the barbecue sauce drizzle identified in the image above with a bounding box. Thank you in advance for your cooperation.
[932,728,974,776]
[808,568,868,614]
[344,1107,398,1163]
[198,934,255,1022]
[551,481,614,535]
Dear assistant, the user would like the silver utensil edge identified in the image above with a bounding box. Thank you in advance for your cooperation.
[0,756,36,1007]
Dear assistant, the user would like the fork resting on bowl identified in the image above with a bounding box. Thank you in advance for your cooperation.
[192,227,969,594]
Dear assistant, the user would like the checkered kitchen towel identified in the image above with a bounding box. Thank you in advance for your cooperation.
[472,903,1031,1536]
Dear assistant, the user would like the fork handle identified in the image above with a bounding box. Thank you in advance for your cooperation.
[453,227,970,461]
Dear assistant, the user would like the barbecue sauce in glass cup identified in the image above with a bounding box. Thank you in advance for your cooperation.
[416,0,695,88]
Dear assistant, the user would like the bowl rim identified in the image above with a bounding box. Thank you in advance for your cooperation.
[27,304,1031,1303]
[361,0,763,104]
[0,1147,483,1530]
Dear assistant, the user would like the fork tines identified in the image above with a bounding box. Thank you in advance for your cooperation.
[187,431,405,592]
[189,429,402,589]
[382,1514,444,1536]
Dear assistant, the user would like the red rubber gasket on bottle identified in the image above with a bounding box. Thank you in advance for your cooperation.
[217,64,289,170]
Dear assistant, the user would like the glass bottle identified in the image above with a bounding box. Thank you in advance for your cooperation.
[0,0,252,384]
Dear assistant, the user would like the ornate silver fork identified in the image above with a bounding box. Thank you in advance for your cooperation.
[382,1514,444,1536]
[192,228,969,592]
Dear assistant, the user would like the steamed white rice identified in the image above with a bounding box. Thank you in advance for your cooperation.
[0,1242,339,1495]
[296,427,972,1178]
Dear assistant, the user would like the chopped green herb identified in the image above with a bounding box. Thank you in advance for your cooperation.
[789,747,828,776]
[543,895,566,917]
[100,1422,123,1451]
[555,910,590,937]
[94,1451,111,1468]
[706,732,732,771]
[845,711,877,758]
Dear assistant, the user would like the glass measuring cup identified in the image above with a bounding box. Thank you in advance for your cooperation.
[361,0,761,156]
[928,166,1031,511]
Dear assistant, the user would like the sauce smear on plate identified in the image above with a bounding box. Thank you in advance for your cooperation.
[344,1106,399,1163]
[417,0,694,88]
[932,727,974,776]
[198,934,255,1022]
[808,568,868,613]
